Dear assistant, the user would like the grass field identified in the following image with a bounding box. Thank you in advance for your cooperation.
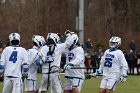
[0,74,140,93]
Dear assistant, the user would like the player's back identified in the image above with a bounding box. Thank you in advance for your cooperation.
[27,47,39,80]
[65,46,85,79]
[1,46,28,78]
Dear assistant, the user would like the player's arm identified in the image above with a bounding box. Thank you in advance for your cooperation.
[119,51,128,75]
[34,48,46,65]
[27,49,41,66]
[35,46,54,64]
[98,56,105,73]
[118,51,128,82]
[98,50,107,73]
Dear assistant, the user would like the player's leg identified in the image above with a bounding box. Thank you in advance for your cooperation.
[25,79,38,93]
[105,78,118,93]
[64,78,72,93]
[64,90,72,93]
[39,74,49,93]
[99,88,106,93]
[106,89,113,93]
[99,77,107,93]
[51,73,63,93]
[2,77,12,93]
[71,78,84,93]
[71,88,80,93]
[12,77,23,93]
[64,78,84,93]
[64,79,84,93]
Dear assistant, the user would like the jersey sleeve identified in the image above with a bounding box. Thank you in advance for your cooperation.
[38,48,44,57]
[38,46,49,62]
[99,56,104,72]
[98,50,107,72]
[70,47,85,65]
[118,50,128,75]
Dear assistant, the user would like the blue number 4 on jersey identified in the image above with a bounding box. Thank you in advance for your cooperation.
[9,51,18,63]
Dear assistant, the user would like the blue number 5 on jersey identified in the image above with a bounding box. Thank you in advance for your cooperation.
[9,51,18,63]
[104,58,112,68]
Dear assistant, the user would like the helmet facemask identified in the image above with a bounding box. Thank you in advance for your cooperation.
[47,38,55,45]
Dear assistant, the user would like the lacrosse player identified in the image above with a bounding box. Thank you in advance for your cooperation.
[38,33,66,93]
[24,35,46,93]
[0,32,29,93]
[97,36,128,93]
[64,33,85,93]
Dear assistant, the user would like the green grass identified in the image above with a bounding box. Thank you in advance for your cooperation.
[0,74,140,93]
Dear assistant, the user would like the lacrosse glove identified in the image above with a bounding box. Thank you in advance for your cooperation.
[22,63,29,79]
[64,63,74,70]
[118,75,127,83]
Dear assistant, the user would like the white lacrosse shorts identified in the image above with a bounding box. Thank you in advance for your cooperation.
[39,73,62,93]
[2,76,22,93]
[24,79,38,91]
[100,76,118,90]
[64,78,84,92]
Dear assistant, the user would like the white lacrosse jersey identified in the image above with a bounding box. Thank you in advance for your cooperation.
[38,43,66,73]
[99,49,128,78]
[27,46,39,80]
[0,46,28,78]
[65,46,85,79]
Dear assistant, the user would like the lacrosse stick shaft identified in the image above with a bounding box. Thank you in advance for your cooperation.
[46,45,55,91]
[47,62,51,90]
[71,67,98,69]
[30,46,43,65]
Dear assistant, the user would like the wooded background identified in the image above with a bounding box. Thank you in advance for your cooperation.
[0,0,140,51]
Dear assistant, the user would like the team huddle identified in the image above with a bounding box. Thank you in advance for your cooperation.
[0,31,128,93]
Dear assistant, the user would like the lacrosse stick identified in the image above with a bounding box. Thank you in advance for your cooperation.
[46,44,55,91]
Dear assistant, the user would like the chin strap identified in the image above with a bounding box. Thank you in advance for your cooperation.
[109,47,120,52]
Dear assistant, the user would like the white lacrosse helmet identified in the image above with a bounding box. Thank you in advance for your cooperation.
[65,33,79,48]
[109,36,121,49]
[53,33,60,43]
[64,30,75,37]
[9,33,20,45]
[32,35,46,47]
[47,33,59,44]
